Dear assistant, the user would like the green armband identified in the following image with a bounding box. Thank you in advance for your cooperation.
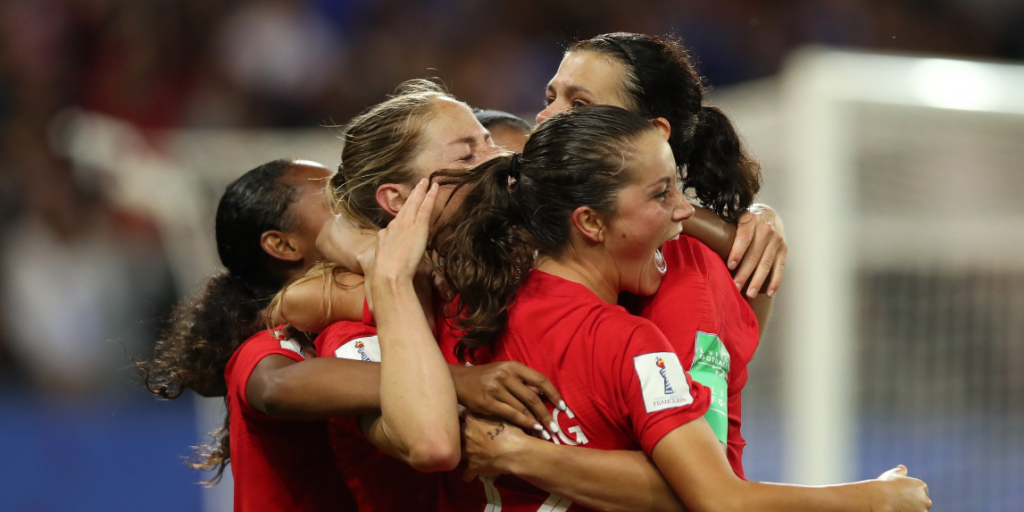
[689,332,730,445]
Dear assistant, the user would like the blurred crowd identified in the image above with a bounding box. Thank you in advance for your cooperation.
[0,0,1021,396]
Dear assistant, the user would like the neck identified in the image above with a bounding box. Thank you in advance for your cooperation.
[535,247,619,304]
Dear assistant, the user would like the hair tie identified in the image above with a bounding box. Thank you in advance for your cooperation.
[507,152,523,189]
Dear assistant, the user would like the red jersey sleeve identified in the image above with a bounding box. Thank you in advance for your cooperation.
[361,298,376,327]
[601,318,711,456]
[314,321,381,439]
[228,328,307,416]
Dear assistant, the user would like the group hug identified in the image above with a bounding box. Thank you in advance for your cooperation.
[140,32,931,512]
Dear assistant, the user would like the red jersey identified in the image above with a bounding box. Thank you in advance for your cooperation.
[224,328,356,512]
[636,235,760,478]
[314,321,439,512]
[440,270,711,512]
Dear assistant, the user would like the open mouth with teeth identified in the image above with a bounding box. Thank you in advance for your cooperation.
[654,232,682,275]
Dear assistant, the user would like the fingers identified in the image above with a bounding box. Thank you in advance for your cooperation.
[394,179,429,224]
[501,377,557,433]
[744,235,780,298]
[508,364,566,415]
[766,245,786,298]
[486,397,545,434]
[728,213,756,271]
[732,222,769,292]
[417,181,440,226]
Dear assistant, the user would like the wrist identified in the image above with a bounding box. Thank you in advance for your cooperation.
[499,432,543,475]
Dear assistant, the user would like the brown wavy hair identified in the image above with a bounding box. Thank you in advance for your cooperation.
[569,32,761,222]
[432,105,659,358]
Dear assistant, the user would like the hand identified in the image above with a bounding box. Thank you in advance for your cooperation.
[451,361,565,433]
[461,413,532,482]
[316,214,377,273]
[728,204,786,299]
[368,179,439,285]
[872,465,932,511]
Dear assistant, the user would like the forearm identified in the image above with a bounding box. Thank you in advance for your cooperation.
[376,277,460,471]
[682,206,736,261]
[653,423,893,512]
[277,272,366,332]
[505,436,686,512]
[261,358,381,420]
[722,480,886,512]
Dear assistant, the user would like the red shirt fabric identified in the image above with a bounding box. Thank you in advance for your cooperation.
[636,235,760,479]
[439,270,711,512]
[223,328,356,512]
[314,321,439,512]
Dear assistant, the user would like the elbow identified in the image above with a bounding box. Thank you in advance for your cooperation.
[405,437,460,473]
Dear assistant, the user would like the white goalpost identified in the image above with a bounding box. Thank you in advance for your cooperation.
[714,49,1024,510]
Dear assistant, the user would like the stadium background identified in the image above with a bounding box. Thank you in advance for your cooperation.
[1,0,1022,511]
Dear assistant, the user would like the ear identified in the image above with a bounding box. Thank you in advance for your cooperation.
[261,230,303,262]
[376,183,410,218]
[651,117,672,141]
[570,206,605,244]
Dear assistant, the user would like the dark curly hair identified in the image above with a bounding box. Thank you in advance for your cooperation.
[568,32,761,222]
[137,158,305,485]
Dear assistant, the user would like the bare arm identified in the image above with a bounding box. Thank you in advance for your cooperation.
[462,414,686,512]
[270,269,366,332]
[684,205,788,301]
[681,206,736,261]
[247,355,565,433]
[246,355,380,420]
[366,180,460,472]
[652,419,931,512]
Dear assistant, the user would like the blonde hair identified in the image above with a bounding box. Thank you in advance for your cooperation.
[270,79,457,325]
[328,78,456,229]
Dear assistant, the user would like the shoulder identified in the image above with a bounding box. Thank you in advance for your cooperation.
[589,307,672,355]
[315,321,380,362]
[229,328,304,368]
[225,327,306,392]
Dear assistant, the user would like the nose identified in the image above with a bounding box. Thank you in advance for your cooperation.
[536,106,553,125]
[537,100,566,125]
[672,190,695,222]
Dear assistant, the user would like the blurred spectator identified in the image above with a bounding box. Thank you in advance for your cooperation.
[0,128,174,396]
[216,0,345,126]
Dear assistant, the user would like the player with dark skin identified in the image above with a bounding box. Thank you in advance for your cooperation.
[140,158,565,488]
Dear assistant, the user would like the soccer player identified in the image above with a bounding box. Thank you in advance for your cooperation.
[139,159,358,511]
[420,105,931,512]
[140,156,561,511]
[537,32,781,476]
[271,76,784,509]
[266,81,565,512]
[474,109,532,152]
